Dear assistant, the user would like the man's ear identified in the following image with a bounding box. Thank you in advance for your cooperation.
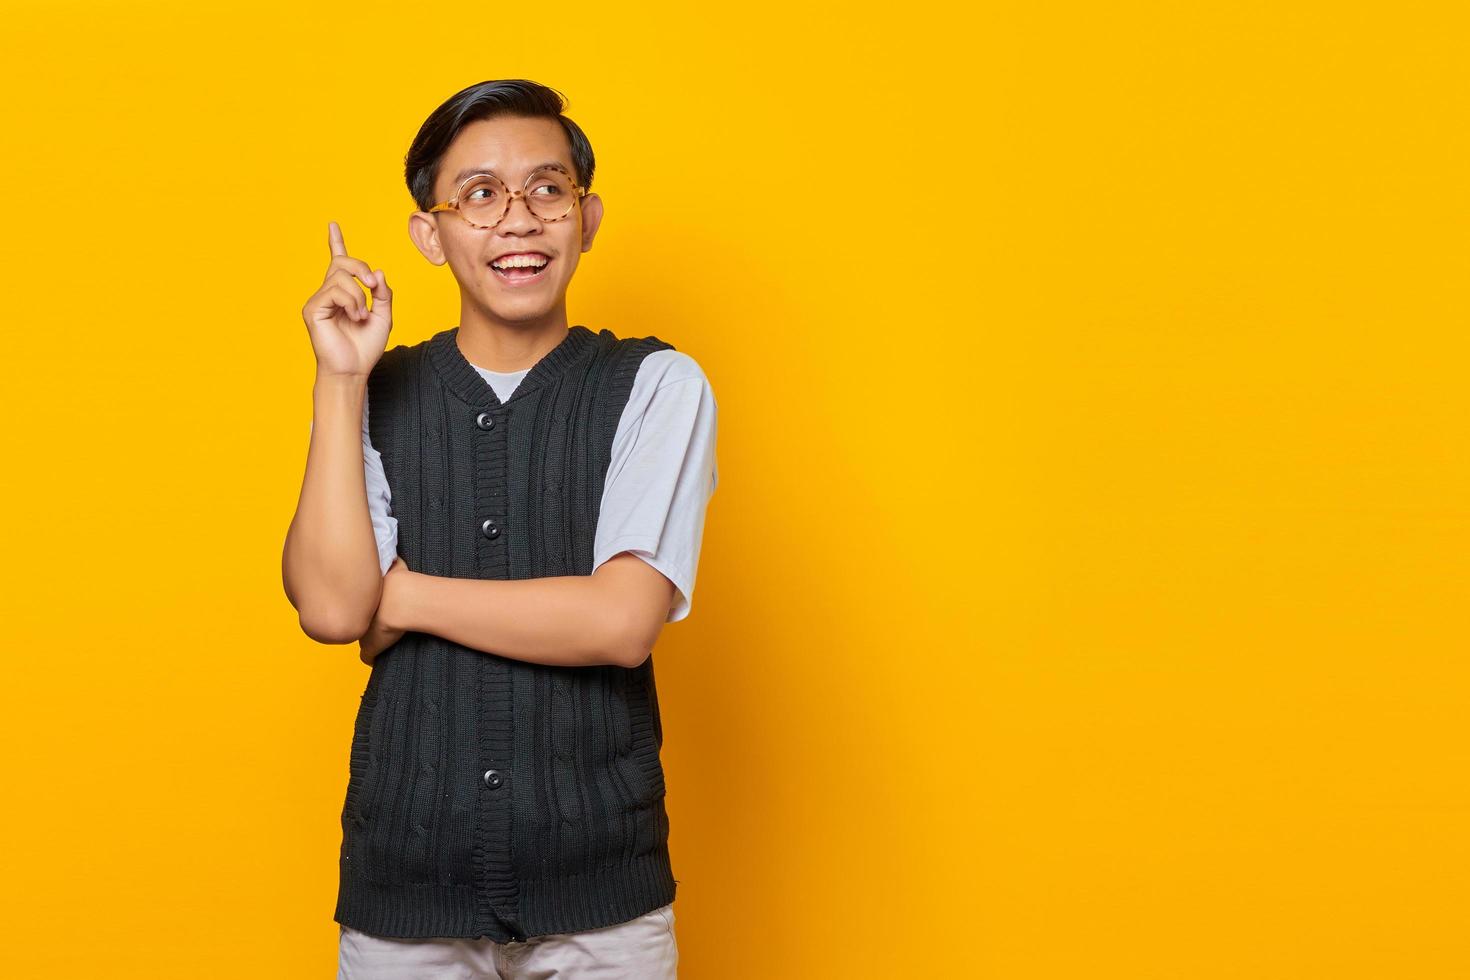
[408,210,449,266]
[579,193,604,253]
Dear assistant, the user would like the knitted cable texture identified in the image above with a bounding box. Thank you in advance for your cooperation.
[333,324,678,941]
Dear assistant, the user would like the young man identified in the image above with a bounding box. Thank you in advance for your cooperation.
[282,79,717,979]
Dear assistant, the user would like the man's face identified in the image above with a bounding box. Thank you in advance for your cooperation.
[411,115,603,324]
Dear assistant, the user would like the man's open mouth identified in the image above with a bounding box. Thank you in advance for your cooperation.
[489,252,552,286]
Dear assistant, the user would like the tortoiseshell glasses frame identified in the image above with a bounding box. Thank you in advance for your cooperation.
[427,163,588,229]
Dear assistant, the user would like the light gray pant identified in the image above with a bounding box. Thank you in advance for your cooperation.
[337,904,677,979]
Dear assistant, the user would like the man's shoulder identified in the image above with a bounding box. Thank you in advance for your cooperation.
[633,348,709,390]
[586,328,709,386]
[369,328,446,383]
[381,327,446,360]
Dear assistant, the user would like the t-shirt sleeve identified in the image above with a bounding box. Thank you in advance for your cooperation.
[592,368,719,623]
[362,393,399,575]
[309,397,399,576]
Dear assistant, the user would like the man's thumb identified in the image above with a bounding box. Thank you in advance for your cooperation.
[371,269,392,306]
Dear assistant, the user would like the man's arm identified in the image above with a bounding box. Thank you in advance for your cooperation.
[282,221,395,645]
[374,552,676,668]
[282,376,383,643]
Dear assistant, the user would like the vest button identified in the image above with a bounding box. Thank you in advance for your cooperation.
[475,412,495,430]
[481,519,500,539]
[483,769,504,789]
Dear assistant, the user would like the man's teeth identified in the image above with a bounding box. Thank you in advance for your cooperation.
[492,255,548,270]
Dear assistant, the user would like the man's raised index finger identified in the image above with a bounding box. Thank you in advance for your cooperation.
[328,220,347,257]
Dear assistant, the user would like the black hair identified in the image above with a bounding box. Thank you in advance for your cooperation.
[403,79,596,212]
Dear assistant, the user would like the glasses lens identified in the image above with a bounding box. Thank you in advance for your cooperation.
[459,174,508,228]
[524,168,578,221]
[456,169,579,226]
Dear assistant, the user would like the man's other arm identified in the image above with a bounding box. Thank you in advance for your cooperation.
[373,553,676,668]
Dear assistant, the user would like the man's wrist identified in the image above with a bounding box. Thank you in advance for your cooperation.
[382,565,424,633]
[314,371,370,391]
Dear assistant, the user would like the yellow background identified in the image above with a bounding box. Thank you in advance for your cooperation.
[1,1,1465,976]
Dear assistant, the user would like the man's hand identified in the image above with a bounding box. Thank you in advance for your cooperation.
[359,557,411,666]
[302,220,394,380]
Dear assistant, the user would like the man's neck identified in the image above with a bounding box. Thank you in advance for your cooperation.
[455,308,570,373]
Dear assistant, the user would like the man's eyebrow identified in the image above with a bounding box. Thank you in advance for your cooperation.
[450,160,570,185]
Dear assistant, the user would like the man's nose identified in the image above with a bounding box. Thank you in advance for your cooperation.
[496,193,541,232]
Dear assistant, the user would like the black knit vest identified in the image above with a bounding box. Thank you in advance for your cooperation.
[333,324,678,941]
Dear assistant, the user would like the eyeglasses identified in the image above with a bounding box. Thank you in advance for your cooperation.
[428,164,587,229]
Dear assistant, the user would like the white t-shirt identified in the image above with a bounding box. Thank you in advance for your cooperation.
[314,347,718,622]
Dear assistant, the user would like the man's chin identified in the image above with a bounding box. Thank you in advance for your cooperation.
[476,294,562,324]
